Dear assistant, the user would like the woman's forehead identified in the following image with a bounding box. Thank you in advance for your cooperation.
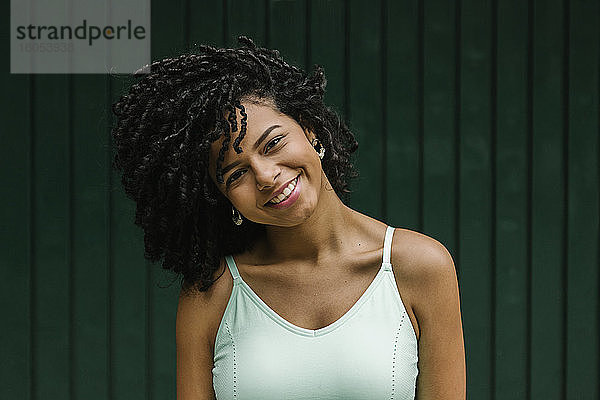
[215,99,293,143]
[211,102,277,149]
[207,101,288,173]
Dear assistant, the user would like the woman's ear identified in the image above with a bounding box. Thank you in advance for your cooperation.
[299,120,316,142]
[298,117,313,138]
[305,129,317,144]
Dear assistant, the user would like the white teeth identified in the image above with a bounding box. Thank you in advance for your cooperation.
[269,176,298,204]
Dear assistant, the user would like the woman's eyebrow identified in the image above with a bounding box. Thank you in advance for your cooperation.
[221,124,282,175]
[252,124,281,150]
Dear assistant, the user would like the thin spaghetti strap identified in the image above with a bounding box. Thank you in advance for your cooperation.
[382,225,395,265]
[224,255,241,280]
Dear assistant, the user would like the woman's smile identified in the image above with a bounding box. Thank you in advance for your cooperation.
[207,99,326,226]
[265,174,301,209]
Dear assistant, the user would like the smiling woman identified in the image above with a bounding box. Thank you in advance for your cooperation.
[208,99,329,226]
[111,36,465,400]
[111,36,359,290]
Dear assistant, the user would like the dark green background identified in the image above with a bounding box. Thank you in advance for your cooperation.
[1,0,598,399]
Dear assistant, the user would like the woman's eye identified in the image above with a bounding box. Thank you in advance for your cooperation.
[265,136,283,153]
[229,170,245,183]
[227,136,284,187]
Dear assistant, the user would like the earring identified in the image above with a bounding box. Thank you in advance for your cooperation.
[311,138,325,160]
[231,206,243,226]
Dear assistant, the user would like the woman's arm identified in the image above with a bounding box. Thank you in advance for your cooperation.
[176,287,218,400]
[396,232,466,399]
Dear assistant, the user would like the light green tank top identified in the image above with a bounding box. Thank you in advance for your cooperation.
[212,225,419,399]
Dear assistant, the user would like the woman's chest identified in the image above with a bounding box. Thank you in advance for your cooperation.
[212,267,420,400]
[236,257,384,331]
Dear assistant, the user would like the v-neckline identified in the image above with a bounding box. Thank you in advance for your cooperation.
[226,254,388,337]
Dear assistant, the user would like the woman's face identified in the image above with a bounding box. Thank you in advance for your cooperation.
[208,99,324,227]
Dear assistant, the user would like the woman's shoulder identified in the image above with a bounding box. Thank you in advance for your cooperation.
[391,228,455,272]
[177,256,235,354]
[390,228,458,304]
[391,228,456,282]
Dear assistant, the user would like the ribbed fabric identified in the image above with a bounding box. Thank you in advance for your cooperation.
[212,225,419,399]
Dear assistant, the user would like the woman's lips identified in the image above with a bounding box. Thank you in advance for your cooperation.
[265,175,298,204]
[266,174,301,209]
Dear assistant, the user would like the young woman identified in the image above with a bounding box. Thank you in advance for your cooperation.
[112,36,465,400]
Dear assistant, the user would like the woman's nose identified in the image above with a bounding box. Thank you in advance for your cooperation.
[254,164,279,191]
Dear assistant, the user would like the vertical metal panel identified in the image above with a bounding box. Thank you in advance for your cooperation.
[32,74,71,399]
[566,0,599,397]
[226,0,267,47]
[269,0,306,69]
[422,0,457,251]
[459,1,494,398]
[495,0,530,397]
[310,0,345,117]
[385,0,421,230]
[189,1,224,47]
[347,0,384,217]
[530,0,567,398]
[71,74,110,399]
[0,4,32,398]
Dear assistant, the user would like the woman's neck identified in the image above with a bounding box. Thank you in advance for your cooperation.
[256,175,360,266]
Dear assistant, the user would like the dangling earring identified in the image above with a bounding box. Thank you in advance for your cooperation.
[231,206,243,226]
[311,138,325,159]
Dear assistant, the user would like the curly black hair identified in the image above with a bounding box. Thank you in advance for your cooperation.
[111,36,359,293]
